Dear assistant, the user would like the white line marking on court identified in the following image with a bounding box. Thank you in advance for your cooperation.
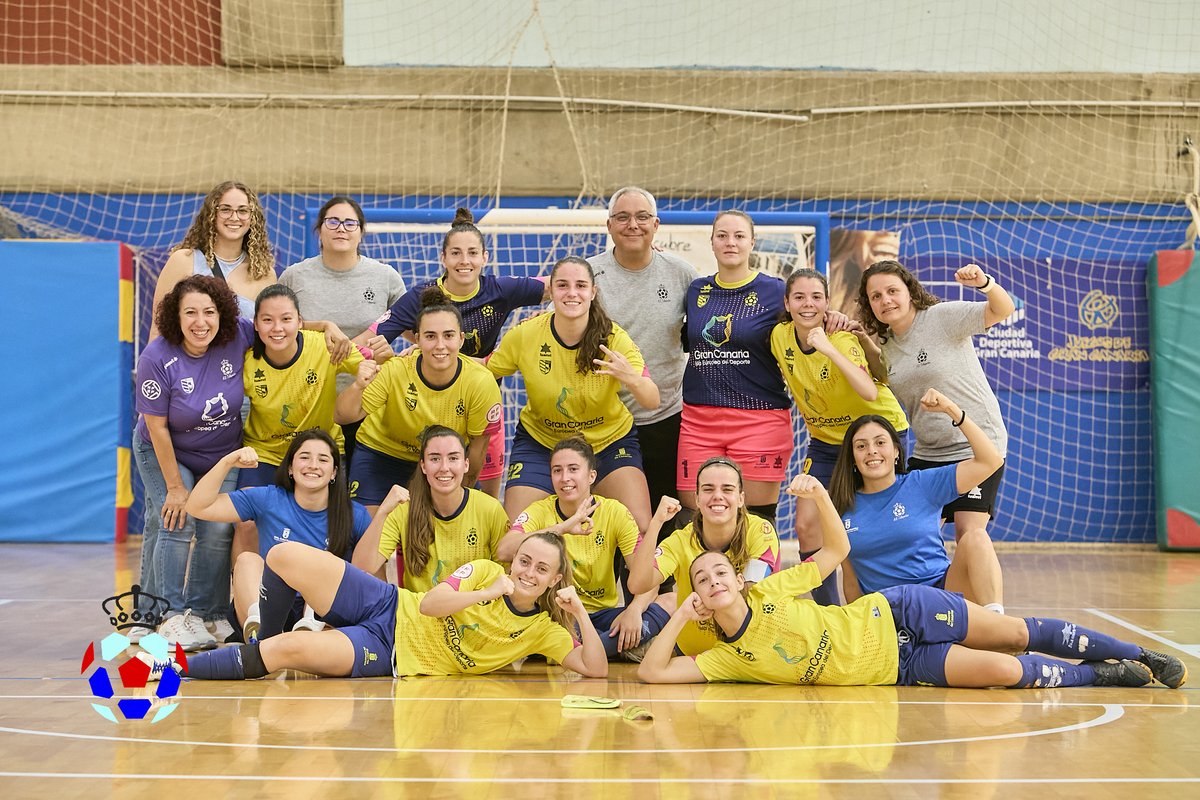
[0,704,1126,754]
[0,772,1197,785]
[1084,608,1200,660]
[0,600,11,607]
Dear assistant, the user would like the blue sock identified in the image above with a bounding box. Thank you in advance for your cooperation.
[187,645,246,680]
[1024,618,1140,661]
[258,565,298,639]
[799,549,840,606]
[1014,654,1097,688]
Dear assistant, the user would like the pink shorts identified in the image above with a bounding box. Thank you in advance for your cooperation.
[479,405,506,482]
[677,404,794,489]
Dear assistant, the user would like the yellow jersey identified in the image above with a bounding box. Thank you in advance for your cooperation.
[770,324,907,445]
[488,311,644,451]
[653,515,781,655]
[393,560,576,677]
[695,562,900,685]
[244,330,364,464]
[356,352,503,460]
[510,494,640,612]
[378,488,509,591]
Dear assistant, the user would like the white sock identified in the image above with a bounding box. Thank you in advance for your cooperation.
[984,602,1005,615]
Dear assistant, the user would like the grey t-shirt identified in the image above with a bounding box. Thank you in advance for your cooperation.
[588,248,698,425]
[280,254,407,390]
[881,301,1007,460]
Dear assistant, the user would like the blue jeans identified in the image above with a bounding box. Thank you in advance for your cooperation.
[134,429,237,620]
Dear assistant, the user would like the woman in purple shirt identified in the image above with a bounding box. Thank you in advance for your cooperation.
[133,275,256,651]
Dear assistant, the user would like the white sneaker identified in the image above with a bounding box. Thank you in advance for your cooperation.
[126,625,154,643]
[206,618,236,645]
[134,650,181,682]
[242,602,261,644]
[292,605,326,633]
[159,611,215,652]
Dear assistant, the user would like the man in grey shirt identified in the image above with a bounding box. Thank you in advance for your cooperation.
[588,187,697,519]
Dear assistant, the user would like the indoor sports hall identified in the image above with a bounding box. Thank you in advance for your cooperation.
[1,2,1197,797]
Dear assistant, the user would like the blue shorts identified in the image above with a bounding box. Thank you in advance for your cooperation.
[589,603,672,659]
[506,423,643,493]
[880,584,969,687]
[236,462,279,490]
[349,443,419,505]
[802,439,841,486]
[323,561,399,678]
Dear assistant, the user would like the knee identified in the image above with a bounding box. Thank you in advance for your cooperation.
[265,541,304,572]
[234,550,263,574]
[957,528,997,557]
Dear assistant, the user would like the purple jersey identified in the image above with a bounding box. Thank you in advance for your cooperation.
[682,272,789,410]
[135,317,255,474]
[377,275,545,357]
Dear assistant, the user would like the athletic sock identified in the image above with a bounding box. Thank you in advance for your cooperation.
[984,602,1005,615]
[257,565,298,639]
[186,644,246,680]
[1024,617,1140,661]
[747,503,778,529]
[1014,654,1096,688]
[798,549,841,606]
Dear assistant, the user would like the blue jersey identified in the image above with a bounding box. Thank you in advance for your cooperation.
[377,275,545,357]
[228,485,372,559]
[841,465,960,594]
[682,272,789,409]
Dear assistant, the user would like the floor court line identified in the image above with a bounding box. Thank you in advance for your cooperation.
[1084,607,1200,660]
[0,772,1197,785]
[0,704,1126,754]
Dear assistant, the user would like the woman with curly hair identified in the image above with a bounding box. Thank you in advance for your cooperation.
[134,274,256,650]
[150,181,278,339]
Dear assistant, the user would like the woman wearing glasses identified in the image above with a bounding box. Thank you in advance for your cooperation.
[280,196,407,463]
[150,181,278,339]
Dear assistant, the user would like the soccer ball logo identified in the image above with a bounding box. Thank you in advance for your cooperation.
[81,631,187,723]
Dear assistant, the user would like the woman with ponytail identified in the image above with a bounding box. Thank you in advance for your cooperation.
[336,286,503,509]
[488,256,660,534]
[351,426,508,591]
[185,530,609,680]
[373,208,549,495]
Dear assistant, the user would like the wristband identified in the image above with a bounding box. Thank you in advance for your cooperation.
[977,275,995,293]
[951,409,967,427]
[357,344,373,359]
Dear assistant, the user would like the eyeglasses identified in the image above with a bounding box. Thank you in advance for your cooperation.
[323,217,361,232]
[217,205,252,220]
[609,212,656,225]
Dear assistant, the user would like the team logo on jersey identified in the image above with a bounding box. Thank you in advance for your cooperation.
[140,380,162,400]
[745,291,758,307]
[180,377,194,394]
[936,610,956,628]
[615,447,632,460]
[280,404,297,428]
[201,393,228,421]
[466,528,478,546]
[305,369,318,386]
[481,304,495,317]
[594,531,605,547]
[697,283,712,308]
[281,528,291,539]
[896,629,911,645]
[773,642,803,664]
[916,349,928,365]
[486,403,502,424]
[702,314,733,347]
[220,359,234,379]
[967,486,982,500]
[363,288,375,302]
[762,603,776,614]
[361,647,378,667]
[254,385,268,398]
[450,563,474,580]
[732,644,756,662]
[656,284,669,301]
[892,503,907,519]
[513,511,530,527]
[253,369,266,381]
[555,387,575,419]
[404,382,418,411]
[455,399,465,416]
[819,364,829,381]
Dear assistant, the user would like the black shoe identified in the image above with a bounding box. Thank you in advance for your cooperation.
[1139,648,1188,689]
[1090,659,1152,687]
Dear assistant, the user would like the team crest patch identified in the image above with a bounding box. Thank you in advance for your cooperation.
[539,359,551,375]
[702,314,733,347]
[140,380,161,400]
[450,563,474,580]
[254,385,268,398]
[514,512,530,527]
[180,377,194,394]
[404,382,418,411]
[455,399,465,416]
[486,403,502,424]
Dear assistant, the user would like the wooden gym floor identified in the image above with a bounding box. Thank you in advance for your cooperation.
[0,541,1197,799]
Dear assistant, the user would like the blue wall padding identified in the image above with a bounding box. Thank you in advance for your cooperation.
[1148,250,1200,551]
[0,241,124,541]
